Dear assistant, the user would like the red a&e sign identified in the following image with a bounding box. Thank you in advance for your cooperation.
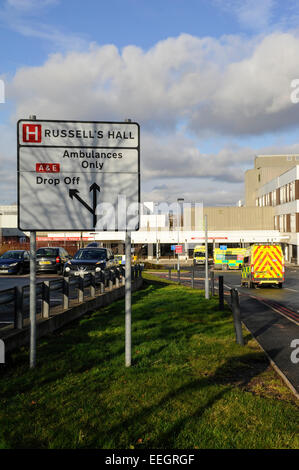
[36,163,60,173]
[175,245,183,254]
[22,123,42,143]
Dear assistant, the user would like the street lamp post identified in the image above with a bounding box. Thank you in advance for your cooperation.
[204,214,209,300]
[177,198,184,271]
[155,203,159,263]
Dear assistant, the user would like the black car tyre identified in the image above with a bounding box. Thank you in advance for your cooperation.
[18,265,24,275]
[57,265,63,275]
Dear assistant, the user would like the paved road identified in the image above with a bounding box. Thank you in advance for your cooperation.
[214,267,299,323]
[0,272,61,291]
[150,266,299,394]
[0,273,79,327]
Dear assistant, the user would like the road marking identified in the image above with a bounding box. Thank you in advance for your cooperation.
[250,295,299,327]
[285,288,298,292]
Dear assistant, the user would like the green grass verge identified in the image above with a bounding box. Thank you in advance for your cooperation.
[0,274,298,449]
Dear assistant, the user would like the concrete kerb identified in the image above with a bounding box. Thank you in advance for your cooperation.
[241,321,299,400]
[0,277,143,355]
[226,291,299,400]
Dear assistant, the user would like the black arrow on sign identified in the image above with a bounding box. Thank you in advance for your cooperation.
[90,182,101,227]
[69,184,101,228]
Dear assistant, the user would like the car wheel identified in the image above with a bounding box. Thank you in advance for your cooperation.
[278,282,283,288]
[18,265,24,275]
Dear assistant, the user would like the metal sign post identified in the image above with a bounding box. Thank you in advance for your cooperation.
[28,115,37,368]
[29,230,36,368]
[125,230,132,367]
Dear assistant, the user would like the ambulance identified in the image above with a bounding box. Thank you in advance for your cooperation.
[241,244,284,288]
[193,245,206,264]
[214,247,246,270]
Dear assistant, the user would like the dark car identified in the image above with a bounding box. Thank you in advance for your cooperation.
[63,247,116,276]
[0,250,30,275]
[36,247,71,274]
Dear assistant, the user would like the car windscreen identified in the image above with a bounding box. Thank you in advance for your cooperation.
[73,249,107,261]
[36,248,59,258]
[0,251,23,260]
[194,252,205,257]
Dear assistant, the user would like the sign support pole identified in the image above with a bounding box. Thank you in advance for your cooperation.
[205,214,209,300]
[124,117,132,368]
[29,230,37,367]
[28,115,37,368]
[125,230,132,367]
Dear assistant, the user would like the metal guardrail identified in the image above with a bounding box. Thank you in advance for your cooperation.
[0,264,143,330]
[0,288,16,305]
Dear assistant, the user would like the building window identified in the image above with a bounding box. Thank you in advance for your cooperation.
[291,213,296,232]
[287,156,292,161]
[290,181,295,201]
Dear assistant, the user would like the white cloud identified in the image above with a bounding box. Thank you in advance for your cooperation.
[9,32,299,136]
[0,124,17,204]
[141,132,252,183]
[4,31,299,205]
[142,178,245,206]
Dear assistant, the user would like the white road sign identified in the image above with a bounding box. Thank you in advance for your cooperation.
[18,119,140,231]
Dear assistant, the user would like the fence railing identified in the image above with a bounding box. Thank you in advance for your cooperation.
[0,265,143,331]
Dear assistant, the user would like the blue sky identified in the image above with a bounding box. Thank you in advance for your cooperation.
[1,0,299,205]
[0,0,297,72]
[0,0,247,72]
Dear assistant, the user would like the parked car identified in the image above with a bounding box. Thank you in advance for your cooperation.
[63,247,117,276]
[0,250,30,274]
[36,247,71,274]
